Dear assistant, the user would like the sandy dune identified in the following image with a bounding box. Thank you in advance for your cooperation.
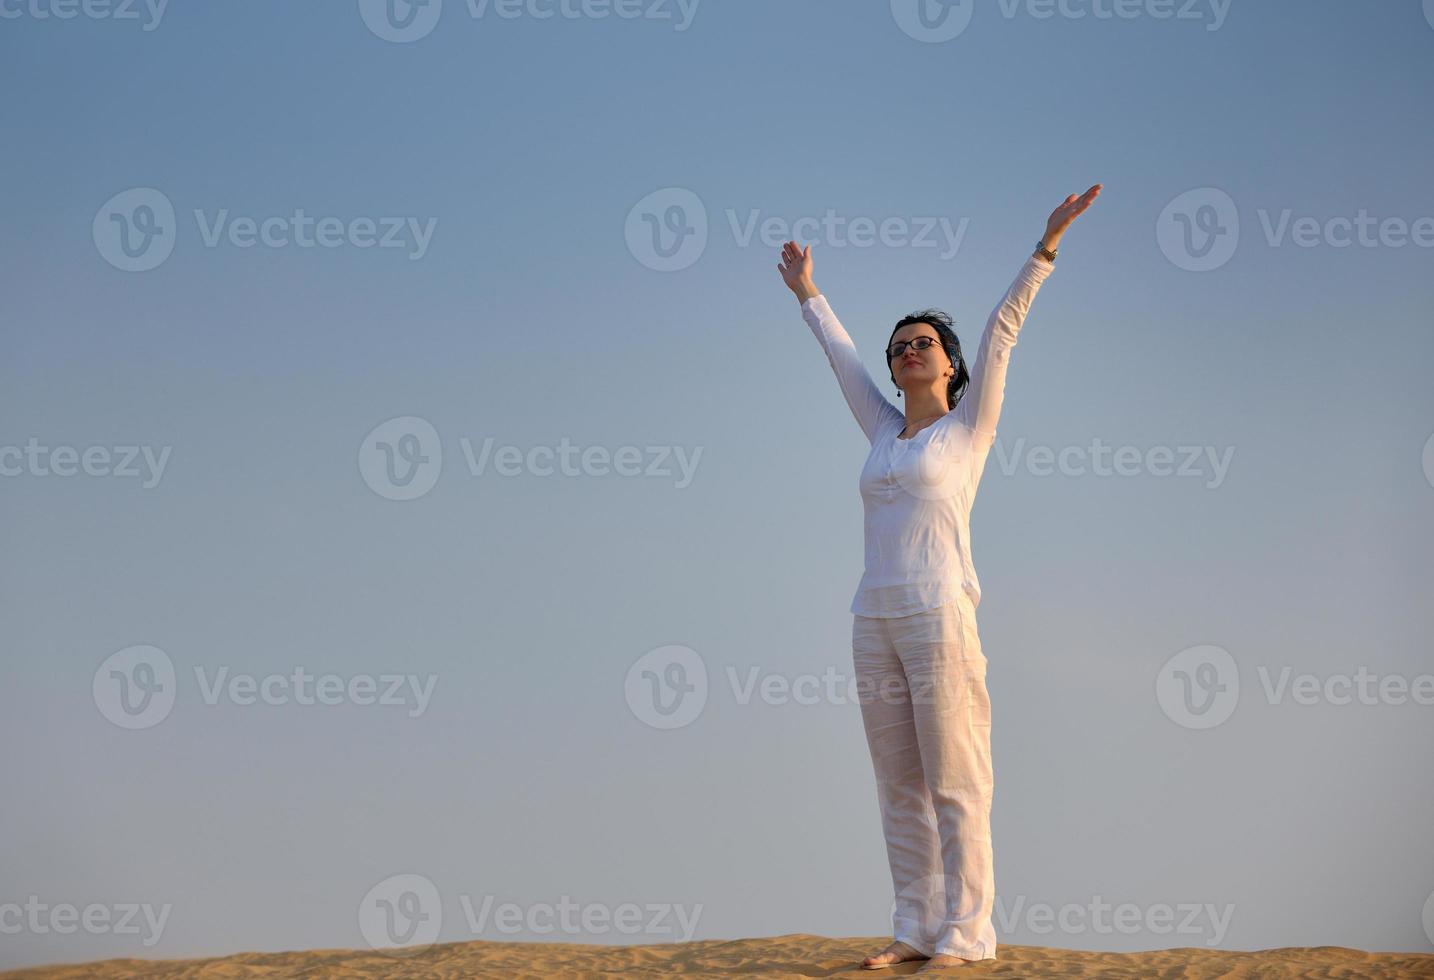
[3,934,1432,978]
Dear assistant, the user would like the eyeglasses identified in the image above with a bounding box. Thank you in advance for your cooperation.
[886,336,940,359]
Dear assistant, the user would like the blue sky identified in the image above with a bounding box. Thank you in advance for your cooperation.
[3,0,1433,970]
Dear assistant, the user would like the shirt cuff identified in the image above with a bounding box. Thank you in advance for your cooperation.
[1021,252,1055,284]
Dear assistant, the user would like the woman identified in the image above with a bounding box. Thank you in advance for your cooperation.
[775,185,1101,972]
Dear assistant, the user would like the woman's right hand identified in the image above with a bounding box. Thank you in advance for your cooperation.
[778,240,820,302]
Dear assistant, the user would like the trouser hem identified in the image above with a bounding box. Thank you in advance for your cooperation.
[891,932,934,958]
[931,941,996,961]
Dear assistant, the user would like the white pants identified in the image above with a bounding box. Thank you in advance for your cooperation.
[852,589,996,961]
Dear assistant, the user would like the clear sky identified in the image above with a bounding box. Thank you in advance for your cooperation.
[3,0,1433,970]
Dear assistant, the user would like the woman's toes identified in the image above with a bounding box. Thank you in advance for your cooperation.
[862,940,925,967]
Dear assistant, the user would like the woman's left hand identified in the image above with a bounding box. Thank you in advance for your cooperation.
[1043,183,1103,250]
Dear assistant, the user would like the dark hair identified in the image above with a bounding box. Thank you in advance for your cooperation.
[886,309,969,411]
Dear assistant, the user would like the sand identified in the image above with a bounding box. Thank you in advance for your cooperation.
[3,934,1432,978]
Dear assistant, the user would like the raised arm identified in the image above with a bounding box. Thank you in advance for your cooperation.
[779,241,903,444]
[953,252,1054,441]
[955,184,1103,445]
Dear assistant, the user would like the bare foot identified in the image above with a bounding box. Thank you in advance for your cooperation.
[915,952,973,971]
[861,940,928,970]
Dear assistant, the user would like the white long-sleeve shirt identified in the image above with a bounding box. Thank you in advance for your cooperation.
[800,252,1054,617]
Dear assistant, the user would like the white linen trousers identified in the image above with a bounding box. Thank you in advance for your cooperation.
[852,589,994,960]
[798,252,1054,962]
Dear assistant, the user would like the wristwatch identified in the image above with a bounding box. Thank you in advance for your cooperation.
[1035,240,1058,262]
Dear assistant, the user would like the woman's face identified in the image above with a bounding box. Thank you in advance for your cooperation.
[887,323,949,389]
